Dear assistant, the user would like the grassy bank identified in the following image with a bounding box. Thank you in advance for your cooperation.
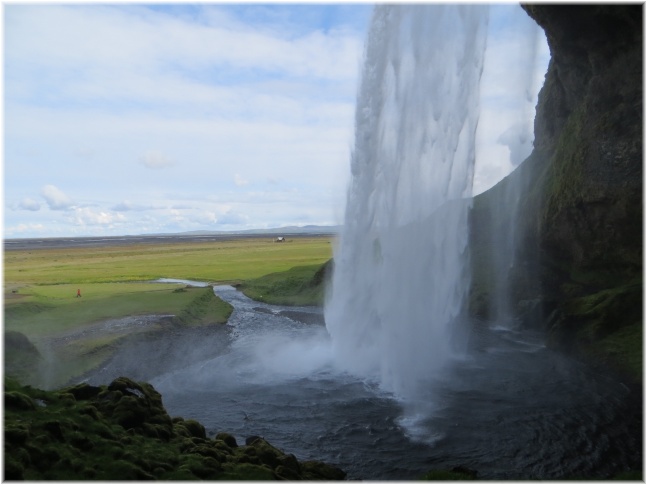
[238,260,333,306]
[5,284,231,338]
[5,285,233,388]
[4,236,333,386]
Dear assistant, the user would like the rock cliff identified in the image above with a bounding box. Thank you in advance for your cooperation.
[470,4,643,379]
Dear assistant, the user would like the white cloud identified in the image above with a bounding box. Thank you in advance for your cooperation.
[474,4,550,195]
[111,200,163,212]
[3,4,549,237]
[41,185,76,211]
[70,207,126,226]
[4,5,362,109]
[217,209,248,226]
[234,174,249,187]
[111,200,135,211]
[6,223,45,235]
[18,198,41,211]
[497,122,534,167]
[139,151,175,170]
[4,4,362,241]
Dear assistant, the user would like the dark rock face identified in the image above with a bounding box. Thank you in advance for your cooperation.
[470,4,642,378]
[526,5,642,282]
[527,6,641,151]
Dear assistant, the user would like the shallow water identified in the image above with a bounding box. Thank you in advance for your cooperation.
[149,286,641,480]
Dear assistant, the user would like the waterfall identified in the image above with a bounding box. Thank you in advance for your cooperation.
[325,4,489,401]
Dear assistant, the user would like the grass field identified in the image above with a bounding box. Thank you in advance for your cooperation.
[5,236,333,286]
[4,236,334,387]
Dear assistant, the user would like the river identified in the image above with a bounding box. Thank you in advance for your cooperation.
[132,285,642,480]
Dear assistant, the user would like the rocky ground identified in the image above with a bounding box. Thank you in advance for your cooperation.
[4,375,347,480]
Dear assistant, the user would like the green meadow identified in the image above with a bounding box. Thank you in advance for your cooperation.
[4,236,334,387]
[5,236,333,286]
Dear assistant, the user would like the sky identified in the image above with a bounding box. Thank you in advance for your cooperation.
[3,3,550,239]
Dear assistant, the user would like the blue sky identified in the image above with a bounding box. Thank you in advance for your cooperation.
[3,3,549,238]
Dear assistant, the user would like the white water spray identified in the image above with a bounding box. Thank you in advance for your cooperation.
[325,5,489,401]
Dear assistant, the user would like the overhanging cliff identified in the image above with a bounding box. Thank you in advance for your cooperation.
[470,4,643,379]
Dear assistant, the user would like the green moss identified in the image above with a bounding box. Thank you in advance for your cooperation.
[4,376,345,481]
[543,103,588,220]
[220,461,278,480]
[565,284,642,338]
[548,281,642,383]
[611,470,643,480]
[176,419,206,439]
[5,391,37,411]
[588,323,642,380]
[301,460,347,480]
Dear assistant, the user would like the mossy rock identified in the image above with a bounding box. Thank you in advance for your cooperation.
[177,454,222,479]
[5,422,31,445]
[178,419,206,439]
[220,462,278,480]
[246,438,284,469]
[4,456,25,480]
[275,464,302,480]
[278,453,301,474]
[93,459,155,480]
[4,377,346,480]
[215,432,238,448]
[301,460,347,480]
[62,383,102,401]
[142,422,173,441]
[5,391,36,411]
[96,377,173,435]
